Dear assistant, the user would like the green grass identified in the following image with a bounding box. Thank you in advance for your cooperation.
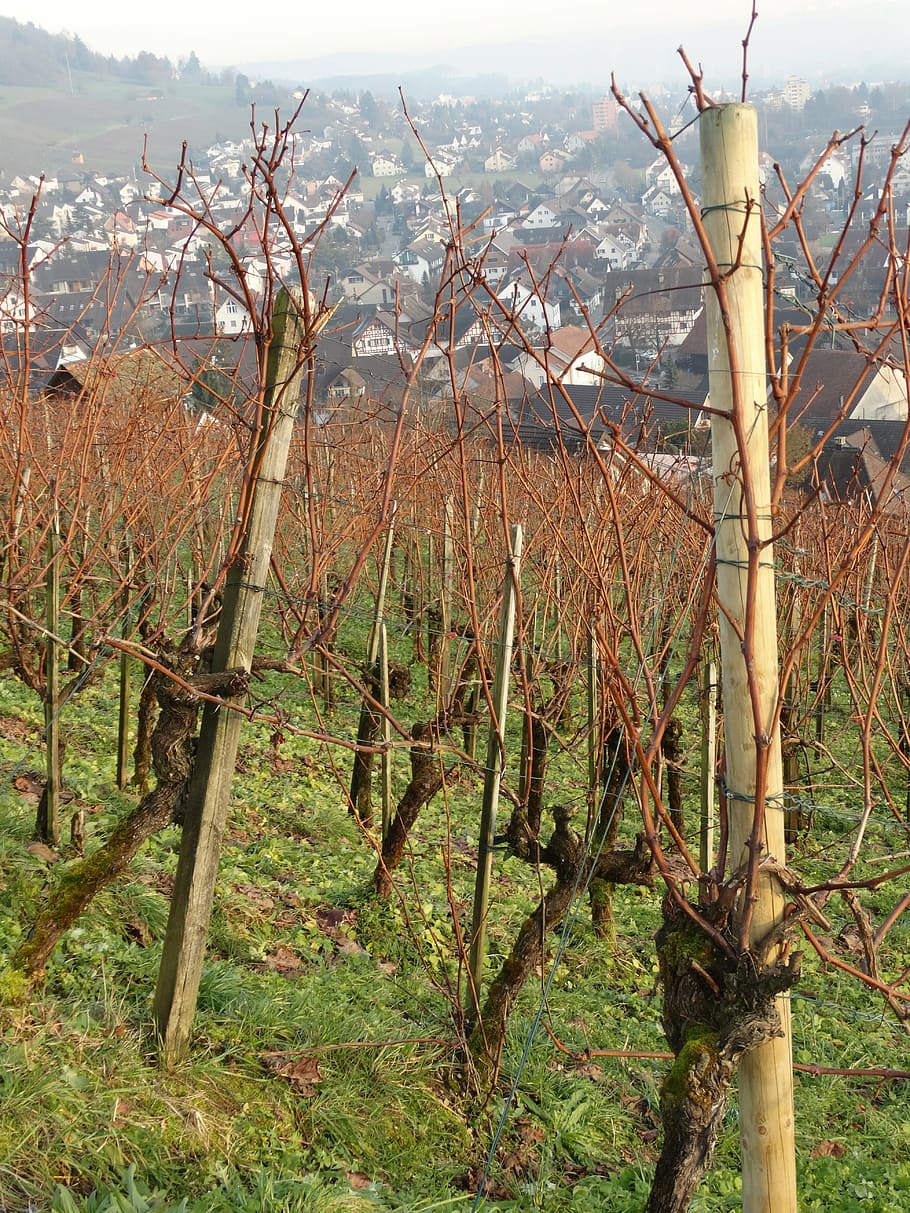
[0,78,254,174]
[0,617,909,1211]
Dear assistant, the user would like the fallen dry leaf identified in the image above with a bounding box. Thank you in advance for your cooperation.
[14,774,43,799]
[234,883,276,911]
[811,1140,847,1159]
[27,841,61,864]
[261,1052,324,1096]
[0,715,32,741]
[336,937,369,957]
[575,1060,604,1081]
[124,918,152,947]
[263,946,302,974]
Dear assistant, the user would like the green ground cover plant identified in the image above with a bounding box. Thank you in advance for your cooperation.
[0,606,907,1211]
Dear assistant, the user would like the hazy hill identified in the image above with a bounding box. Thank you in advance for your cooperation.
[0,19,252,175]
[0,17,178,89]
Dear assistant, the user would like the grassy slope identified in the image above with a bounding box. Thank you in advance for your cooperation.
[0,637,909,1211]
[0,78,252,175]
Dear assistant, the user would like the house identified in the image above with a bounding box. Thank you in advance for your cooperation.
[565,132,598,154]
[371,153,405,178]
[517,324,606,388]
[485,148,517,173]
[215,294,253,335]
[471,245,510,290]
[339,266,397,307]
[0,286,32,334]
[324,307,420,361]
[498,277,561,332]
[482,207,517,237]
[539,149,570,175]
[393,238,445,285]
[103,211,140,250]
[517,133,546,155]
[45,346,187,407]
[813,422,910,506]
[522,203,559,230]
[603,268,704,355]
[425,155,457,178]
[641,185,677,218]
[504,378,710,455]
[594,233,632,270]
[645,158,686,196]
[405,297,489,359]
[783,348,909,432]
[313,331,411,417]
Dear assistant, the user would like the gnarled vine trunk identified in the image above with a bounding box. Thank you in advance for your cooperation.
[11,658,247,984]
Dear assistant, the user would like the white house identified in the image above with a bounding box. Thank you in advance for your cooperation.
[522,203,559,230]
[215,294,253,335]
[498,278,561,332]
[594,233,632,270]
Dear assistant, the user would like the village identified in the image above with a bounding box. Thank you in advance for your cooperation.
[2,73,909,499]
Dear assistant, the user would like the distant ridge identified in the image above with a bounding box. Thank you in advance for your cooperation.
[236,5,910,93]
[0,16,196,88]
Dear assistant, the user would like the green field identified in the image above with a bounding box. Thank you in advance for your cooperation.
[0,78,251,175]
[1,587,908,1211]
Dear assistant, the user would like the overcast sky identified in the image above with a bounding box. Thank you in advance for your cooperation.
[0,0,892,71]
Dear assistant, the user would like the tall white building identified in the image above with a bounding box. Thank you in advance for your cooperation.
[785,77,811,112]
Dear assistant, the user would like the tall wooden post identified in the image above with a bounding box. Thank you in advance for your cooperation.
[699,659,718,873]
[378,622,393,842]
[701,104,797,1213]
[116,545,133,790]
[587,621,598,834]
[468,524,522,1010]
[153,290,313,1063]
[438,497,455,703]
[349,509,396,824]
[38,489,61,846]
[815,603,829,745]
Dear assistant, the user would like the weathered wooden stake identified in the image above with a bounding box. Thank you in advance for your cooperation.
[782,702,802,845]
[437,497,455,703]
[699,659,718,873]
[349,509,396,823]
[116,545,133,790]
[468,523,523,1011]
[587,623,598,827]
[815,603,829,745]
[38,490,61,846]
[701,103,796,1213]
[378,622,393,842]
[153,289,314,1063]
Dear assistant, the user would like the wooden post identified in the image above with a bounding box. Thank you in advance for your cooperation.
[153,289,314,1063]
[116,545,133,790]
[68,513,89,672]
[587,621,599,834]
[316,572,335,709]
[701,103,797,1213]
[368,507,397,668]
[378,622,393,842]
[468,523,523,1010]
[349,509,396,824]
[38,490,61,846]
[814,603,829,745]
[699,659,718,873]
[553,551,563,660]
[438,497,455,704]
[782,702,802,845]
